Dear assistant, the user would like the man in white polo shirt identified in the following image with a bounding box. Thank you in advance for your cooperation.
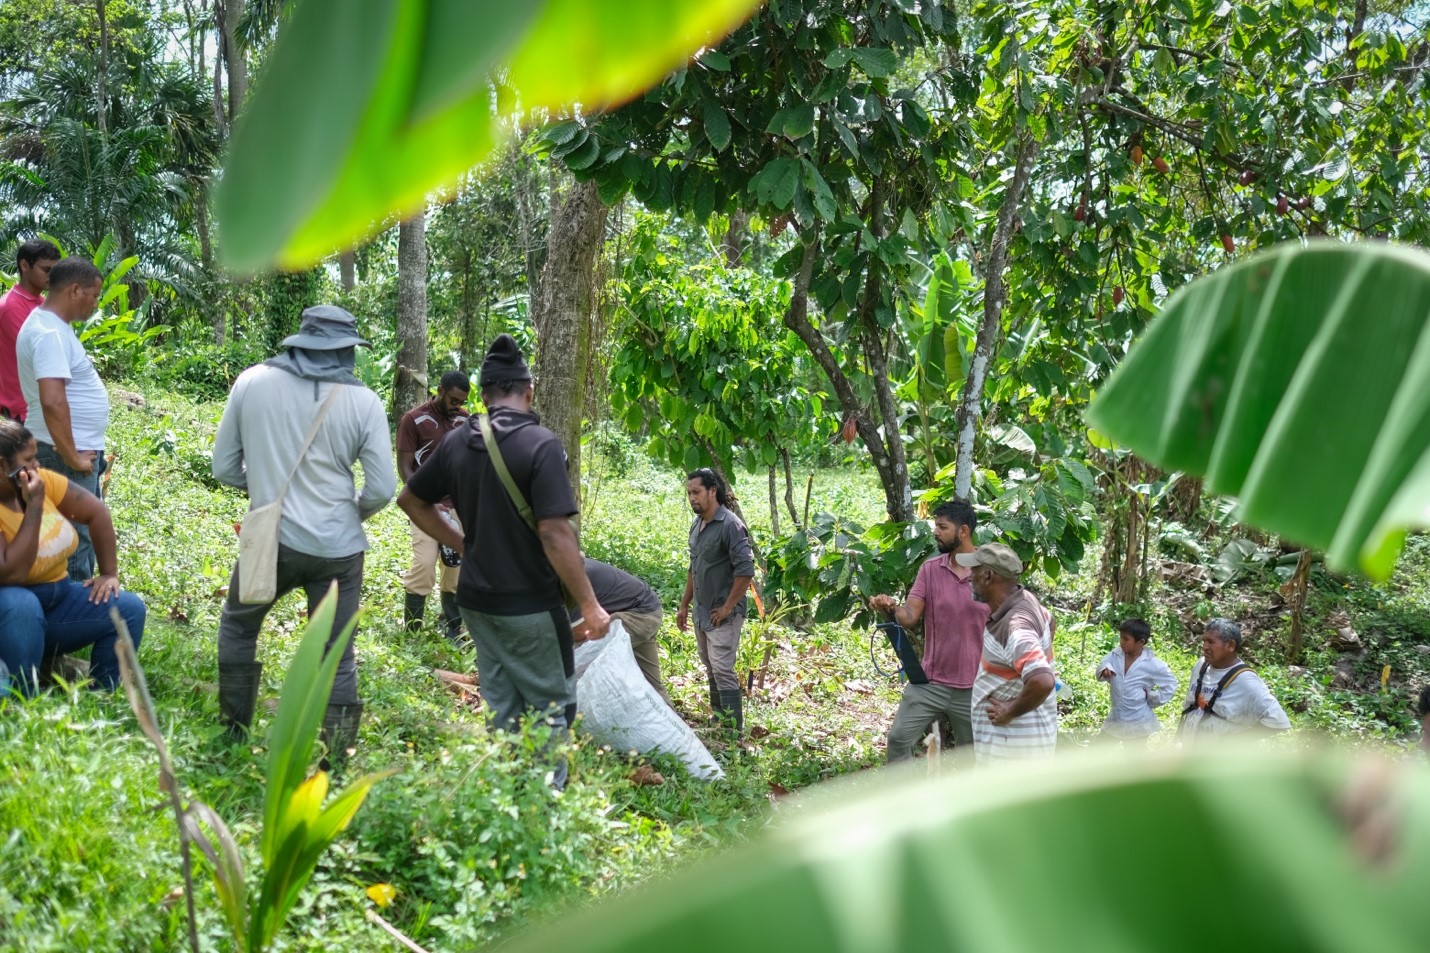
[16,257,109,581]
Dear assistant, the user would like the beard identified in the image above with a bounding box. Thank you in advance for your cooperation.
[936,538,956,554]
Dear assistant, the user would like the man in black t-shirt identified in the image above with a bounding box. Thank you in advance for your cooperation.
[399,335,609,787]
[580,557,669,704]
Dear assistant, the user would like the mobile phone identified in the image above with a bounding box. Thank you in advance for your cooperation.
[8,466,26,511]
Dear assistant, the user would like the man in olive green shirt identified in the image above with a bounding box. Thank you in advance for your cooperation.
[676,468,753,738]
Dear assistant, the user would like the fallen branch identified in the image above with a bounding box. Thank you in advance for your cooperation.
[366,908,434,953]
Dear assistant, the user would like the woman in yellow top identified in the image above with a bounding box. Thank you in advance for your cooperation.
[0,419,145,697]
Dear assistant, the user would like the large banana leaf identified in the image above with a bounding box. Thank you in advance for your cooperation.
[1087,241,1430,580]
[261,583,355,859]
[501,748,1430,952]
[216,0,763,272]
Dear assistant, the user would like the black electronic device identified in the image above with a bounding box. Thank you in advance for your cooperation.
[873,620,928,684]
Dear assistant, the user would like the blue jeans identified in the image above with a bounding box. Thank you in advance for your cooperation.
[0,581,146,697]
[35,442,107,581]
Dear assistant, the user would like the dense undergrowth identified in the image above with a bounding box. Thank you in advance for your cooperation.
[1,381,1427,951]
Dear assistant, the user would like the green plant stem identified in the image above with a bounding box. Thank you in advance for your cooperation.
[111,609,201,953]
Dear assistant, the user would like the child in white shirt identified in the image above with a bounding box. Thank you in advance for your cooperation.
[1096,618,1177,741]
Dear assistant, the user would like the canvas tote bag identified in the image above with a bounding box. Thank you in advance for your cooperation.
[237,385,341,604]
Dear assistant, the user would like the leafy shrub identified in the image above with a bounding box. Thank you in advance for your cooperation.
[153,340,267,401]
[347,729,634,949]
[765,513,935,627]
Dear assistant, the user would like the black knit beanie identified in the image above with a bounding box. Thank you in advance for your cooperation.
[479,333,532,386]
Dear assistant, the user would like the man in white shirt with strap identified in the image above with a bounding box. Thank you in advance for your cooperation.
[16,257,109,581]
[211,305,396,766]
[1178,618,1290,742]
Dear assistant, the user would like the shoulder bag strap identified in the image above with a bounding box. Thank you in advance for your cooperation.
[478,413,537,533]
[275,384,342,501]
[1203,663,1250,719]
[1182,661,1209,717]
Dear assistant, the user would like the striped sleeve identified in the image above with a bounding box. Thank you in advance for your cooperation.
[1008,627,1052,681]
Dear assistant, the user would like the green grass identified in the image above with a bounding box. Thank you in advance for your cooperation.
[3,380,1429,950]
[0,383,899,952]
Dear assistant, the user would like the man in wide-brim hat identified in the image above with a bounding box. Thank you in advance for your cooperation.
[211,304,396,769]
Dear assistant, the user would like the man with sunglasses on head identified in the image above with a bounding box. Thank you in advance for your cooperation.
[869,500,989,764]
[677,467,754,740]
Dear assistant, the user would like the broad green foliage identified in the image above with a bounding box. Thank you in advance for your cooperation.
[0,6,217,292]
[121,584,391,953]
[610,213,818,474]
[244,587,392,951]
[1088,241,1430,582]
[550,0,970,522]
[949,0,1428,511]
[216,0,763,271]
[499,748,1430,953]
[765,514,934,628]
[933,456,1097,579]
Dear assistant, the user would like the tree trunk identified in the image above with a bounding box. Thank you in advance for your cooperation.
[532,177,609,497]
[339,250,356,293]
[781,235,911,522]
[195,180,222,344]
[393,210,429,417]
[721,210,749,267]
[953,132,1040,500]
[781,448,801,529]
[767,465,781,537]
[855,182,914,523]
[1286,548,1314,663]
[218,0,247,123]
[211,36,225,132]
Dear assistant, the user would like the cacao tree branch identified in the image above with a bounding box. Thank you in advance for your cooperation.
[953,130,1039,501]
[780,237,899,520]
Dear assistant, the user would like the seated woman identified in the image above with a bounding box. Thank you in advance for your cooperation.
[0,419,145,697]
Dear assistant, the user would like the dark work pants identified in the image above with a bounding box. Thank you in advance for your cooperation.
[216,544,364,706]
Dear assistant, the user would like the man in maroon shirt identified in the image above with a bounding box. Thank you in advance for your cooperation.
[396,370,470,642]
[869,500,989,763]
[0,240,61,421]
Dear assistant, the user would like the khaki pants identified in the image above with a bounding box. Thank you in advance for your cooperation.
[610,608,670,703]
[403,518,458,597]
[695,615,743,693]
[886,682,973,763]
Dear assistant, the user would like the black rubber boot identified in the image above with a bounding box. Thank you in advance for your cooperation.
[717,689,744,741]
[403,593,427,632]
[218,662,263,739]
[319,701,364,774]
[438,591,467,646]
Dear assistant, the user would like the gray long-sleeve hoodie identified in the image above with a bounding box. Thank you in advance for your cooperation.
[212,364,395,558]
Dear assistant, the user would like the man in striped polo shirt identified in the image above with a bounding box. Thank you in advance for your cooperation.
[959,543,1058,764]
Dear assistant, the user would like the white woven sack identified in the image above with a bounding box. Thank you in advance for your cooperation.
[574,621,723,781]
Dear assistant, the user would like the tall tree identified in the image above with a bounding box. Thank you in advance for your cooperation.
[545,0,968,523]
[393,210,428,417]
[216,0,246,128]
[531,176,608,498]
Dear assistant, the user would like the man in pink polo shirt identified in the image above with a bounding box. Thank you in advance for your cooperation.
[0,239,61,421]
[870,500,989,762]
